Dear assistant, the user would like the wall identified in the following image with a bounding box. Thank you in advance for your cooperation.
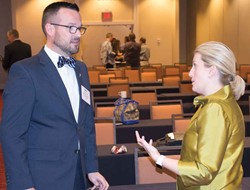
[11,0,50,55]
[76,0,135,66]
[186,0,250,66]
[10,0,181,68]
[137,0,178,65]
[0,0,12,89]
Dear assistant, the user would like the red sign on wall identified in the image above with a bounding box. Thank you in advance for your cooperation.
[102,12,112,22]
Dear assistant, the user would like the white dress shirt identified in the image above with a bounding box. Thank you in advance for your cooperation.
[44,45,80,123]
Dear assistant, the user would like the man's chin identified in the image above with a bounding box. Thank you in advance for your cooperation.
[70,47,79,55]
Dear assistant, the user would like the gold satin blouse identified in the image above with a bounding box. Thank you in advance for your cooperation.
[177,85,245,190]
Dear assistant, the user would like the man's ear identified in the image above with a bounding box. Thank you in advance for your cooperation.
[45,23,54,37]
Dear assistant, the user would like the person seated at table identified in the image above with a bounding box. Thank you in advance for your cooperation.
[136,41,245,190]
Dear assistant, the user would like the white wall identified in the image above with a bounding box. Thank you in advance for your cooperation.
[10,0,181,68]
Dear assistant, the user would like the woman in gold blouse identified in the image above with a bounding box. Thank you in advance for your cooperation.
[136,41,246,189]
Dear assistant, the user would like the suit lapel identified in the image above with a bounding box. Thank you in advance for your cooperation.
[38,49,76,122]
[75,64,87,124]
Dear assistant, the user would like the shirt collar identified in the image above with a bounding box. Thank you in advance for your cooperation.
[44,45,62,68]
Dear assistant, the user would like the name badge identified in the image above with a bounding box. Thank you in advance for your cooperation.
[81,85,91,105]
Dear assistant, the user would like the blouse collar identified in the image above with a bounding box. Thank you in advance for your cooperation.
[193,85,233,107]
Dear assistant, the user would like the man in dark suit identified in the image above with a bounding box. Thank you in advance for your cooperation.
[2,29,31,72]
[124,33,141,69]
[0,2,109,190]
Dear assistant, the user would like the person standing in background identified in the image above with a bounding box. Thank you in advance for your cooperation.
[0,2,109,190]
[139,37,150,67]
[2,29,31,72]
[120,36,129,53]
[124,33,141,69]
[100,32,115,69]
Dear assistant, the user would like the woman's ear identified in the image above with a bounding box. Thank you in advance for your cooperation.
[208,65,218,78]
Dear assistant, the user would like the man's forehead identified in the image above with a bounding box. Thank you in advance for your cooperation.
[54,8,81,21]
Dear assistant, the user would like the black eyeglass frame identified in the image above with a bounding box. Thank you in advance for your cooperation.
[50,23,87,35]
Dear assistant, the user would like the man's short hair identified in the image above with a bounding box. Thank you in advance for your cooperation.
[106,32,113,38]
[140,37,146,44]
[8,29,19,39]
[129,33,136,41]
[42,2,79,35]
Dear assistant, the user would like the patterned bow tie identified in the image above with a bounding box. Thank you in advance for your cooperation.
[57,56,76,68]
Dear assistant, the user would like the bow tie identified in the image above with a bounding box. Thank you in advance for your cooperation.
[57,56,76,68]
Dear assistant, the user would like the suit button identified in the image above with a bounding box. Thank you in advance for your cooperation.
[74,149,80,154]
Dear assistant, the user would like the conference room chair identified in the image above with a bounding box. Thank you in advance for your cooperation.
[134,148,179,184]
[181,71,191,81]
[150,100,183,119]
[109,77,129,84]
[107,83,130,97]
[239,64,250,80]
[179,81,193,93]
[172,113,193,133]
[88,69,100,84]
[164,66,180,76]
[93,64,106,71]
[246,73,250,83]
[140,66,157,73]
[107,69,123,78]
[140,71,157,82]
[94,117,116,145]
[174,63,188,74]
[150,63,163,80]
[163,75,181,88]
[99,73,116,83]
[95,102,115,118]
[124,69,140,82]
[131,89,157,106]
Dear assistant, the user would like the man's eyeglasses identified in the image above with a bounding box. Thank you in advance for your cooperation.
[50,23,87,35]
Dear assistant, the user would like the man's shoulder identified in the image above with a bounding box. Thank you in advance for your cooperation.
[8,40,30,48]
[18,40,31,48]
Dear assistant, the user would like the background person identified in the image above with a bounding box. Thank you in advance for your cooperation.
[139,37,150,67]
[120,35,129,53]
[0,2,108,190]
[124,33,141,69]
[111,38,123,64]
[100,32,115,69]
[136,41,245,189]
[2,29,31,72]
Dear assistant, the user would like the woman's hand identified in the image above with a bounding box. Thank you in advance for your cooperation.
[135,130,160,162]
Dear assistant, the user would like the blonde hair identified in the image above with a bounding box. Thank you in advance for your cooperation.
[194,41,245,100]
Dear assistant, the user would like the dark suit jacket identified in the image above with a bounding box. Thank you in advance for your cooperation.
[124,41,141,68]
[0,49,98,190]
[2,40,32,72]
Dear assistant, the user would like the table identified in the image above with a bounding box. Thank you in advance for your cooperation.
[108,178,250,190]
[91,81,163,89]
[97,143,139,186]
[109,182,176,190]
[92,86,179,98]
[158,92,196,103]
[116,119,172,144]
[116,116,250,144]
[97,138,250,186]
